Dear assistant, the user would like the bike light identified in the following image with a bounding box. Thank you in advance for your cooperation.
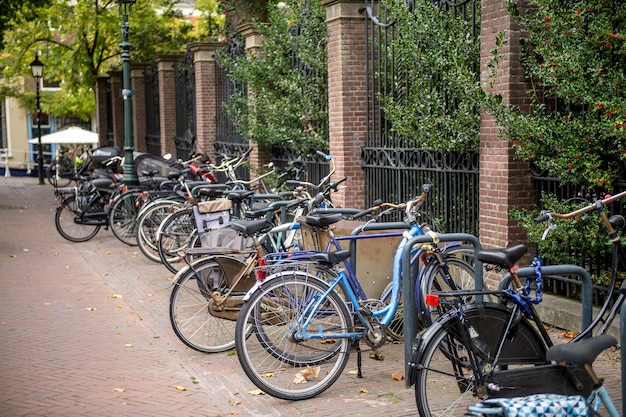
[425,294,439,307]
[256,258,266,281]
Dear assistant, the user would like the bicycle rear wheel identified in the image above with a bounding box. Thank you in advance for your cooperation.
[417,256,478,328]
[169,256,250,353]
[414,303,547,417]
[46,160,73,187]
[54,195,101,242]
[235,273,352,400]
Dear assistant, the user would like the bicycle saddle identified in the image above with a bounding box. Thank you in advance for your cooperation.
[476,244,527,269]
[546,334,617,366]
[229,219,272,236]
[304,213,343,228]
[311,249,351,266]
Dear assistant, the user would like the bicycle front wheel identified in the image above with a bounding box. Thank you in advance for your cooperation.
[235,273,352,401]
[109,190,143,246]
[54,195,101,242]
[414,303,547,417]
[169,256,249,353]
[157,208,196,273]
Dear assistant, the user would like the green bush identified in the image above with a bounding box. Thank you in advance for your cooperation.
[489,0,626,189]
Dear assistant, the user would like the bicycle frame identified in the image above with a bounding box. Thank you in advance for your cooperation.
[292,221,426,341]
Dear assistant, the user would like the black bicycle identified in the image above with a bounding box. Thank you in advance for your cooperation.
[410,190,626,417]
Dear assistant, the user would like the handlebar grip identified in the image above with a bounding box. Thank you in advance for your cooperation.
[331,177,348,189]
[533,213,551,224]
[286,180,303,187]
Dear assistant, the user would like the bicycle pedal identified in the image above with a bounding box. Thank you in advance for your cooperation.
[369,351,385,361]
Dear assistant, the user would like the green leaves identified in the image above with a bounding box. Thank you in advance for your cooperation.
[488,0,626,189]
[217,0,328,154]
[378,0,482,151]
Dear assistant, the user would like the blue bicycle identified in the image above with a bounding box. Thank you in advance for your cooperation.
[234,184,479,400]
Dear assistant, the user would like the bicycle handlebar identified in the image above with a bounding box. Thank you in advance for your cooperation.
[533,190,626,240]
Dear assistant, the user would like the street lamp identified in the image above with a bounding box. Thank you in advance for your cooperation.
[29,54,45,185]
[116,0,138,185]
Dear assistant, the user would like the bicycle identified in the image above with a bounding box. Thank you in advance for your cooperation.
[410,190,626,417]
[466,334,620,417]
[233,184,479,400]
[46,145,95,188]
[167,184,347,353]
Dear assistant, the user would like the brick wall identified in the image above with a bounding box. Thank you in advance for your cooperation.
[130,64,147,153]
[155,55,180,157]
[479,0,534,249]
[323,0,367,209]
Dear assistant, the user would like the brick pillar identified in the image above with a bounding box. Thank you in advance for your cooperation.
[108,71,124,149]
[479,0,534,248]
[130,64,147,153]
[155,55,180,157]
[240,23,273,177]
[322,0,366,209]
[95,77,109,147]
[189,42,226,162]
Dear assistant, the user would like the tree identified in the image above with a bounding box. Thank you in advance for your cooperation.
[0,0,224,121]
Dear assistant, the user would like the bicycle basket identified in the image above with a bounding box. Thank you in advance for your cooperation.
[467,393,590,417]
[193,199,232,236]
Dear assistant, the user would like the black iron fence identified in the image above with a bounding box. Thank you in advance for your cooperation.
[174,49,196,160]
[144,61,161,156]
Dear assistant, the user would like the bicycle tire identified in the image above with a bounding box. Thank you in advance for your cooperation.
[109,190,142,246]
[414,303,547,417]
[54,195,101,242]
[136,200,183,262]
[417,256,479,328]
[169,256,250,353]
[248,269,344,365]
[235,273,352,401]
[46,160,73,188]
[157,208,196,273]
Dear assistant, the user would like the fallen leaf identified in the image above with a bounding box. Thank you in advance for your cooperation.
[359,388,368,393]
[391,373,404,381]
[260,373,275,379]
[22,248,30,252]
[175,385,186,391]
[248,389,265,395]
[229,400,241,406]
[230,412,239,415]
[86,307,97,311]
[561,331,576,339]
[111,294,123,299]
[65,265,70,269]
[113,388,125,392]
[43,302,51,306]
[125,344,133,347]
[348,370,359,375]
[9,254,16,258]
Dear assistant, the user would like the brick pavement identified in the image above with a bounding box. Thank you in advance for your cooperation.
[0,176,622,417]
[0,177,416,417]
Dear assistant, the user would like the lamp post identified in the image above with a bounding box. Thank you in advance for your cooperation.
[116,0,138,185]
[29,54,45,185]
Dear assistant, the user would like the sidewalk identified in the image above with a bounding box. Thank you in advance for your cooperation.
[0,176,621,417]
[0,177,416,417]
